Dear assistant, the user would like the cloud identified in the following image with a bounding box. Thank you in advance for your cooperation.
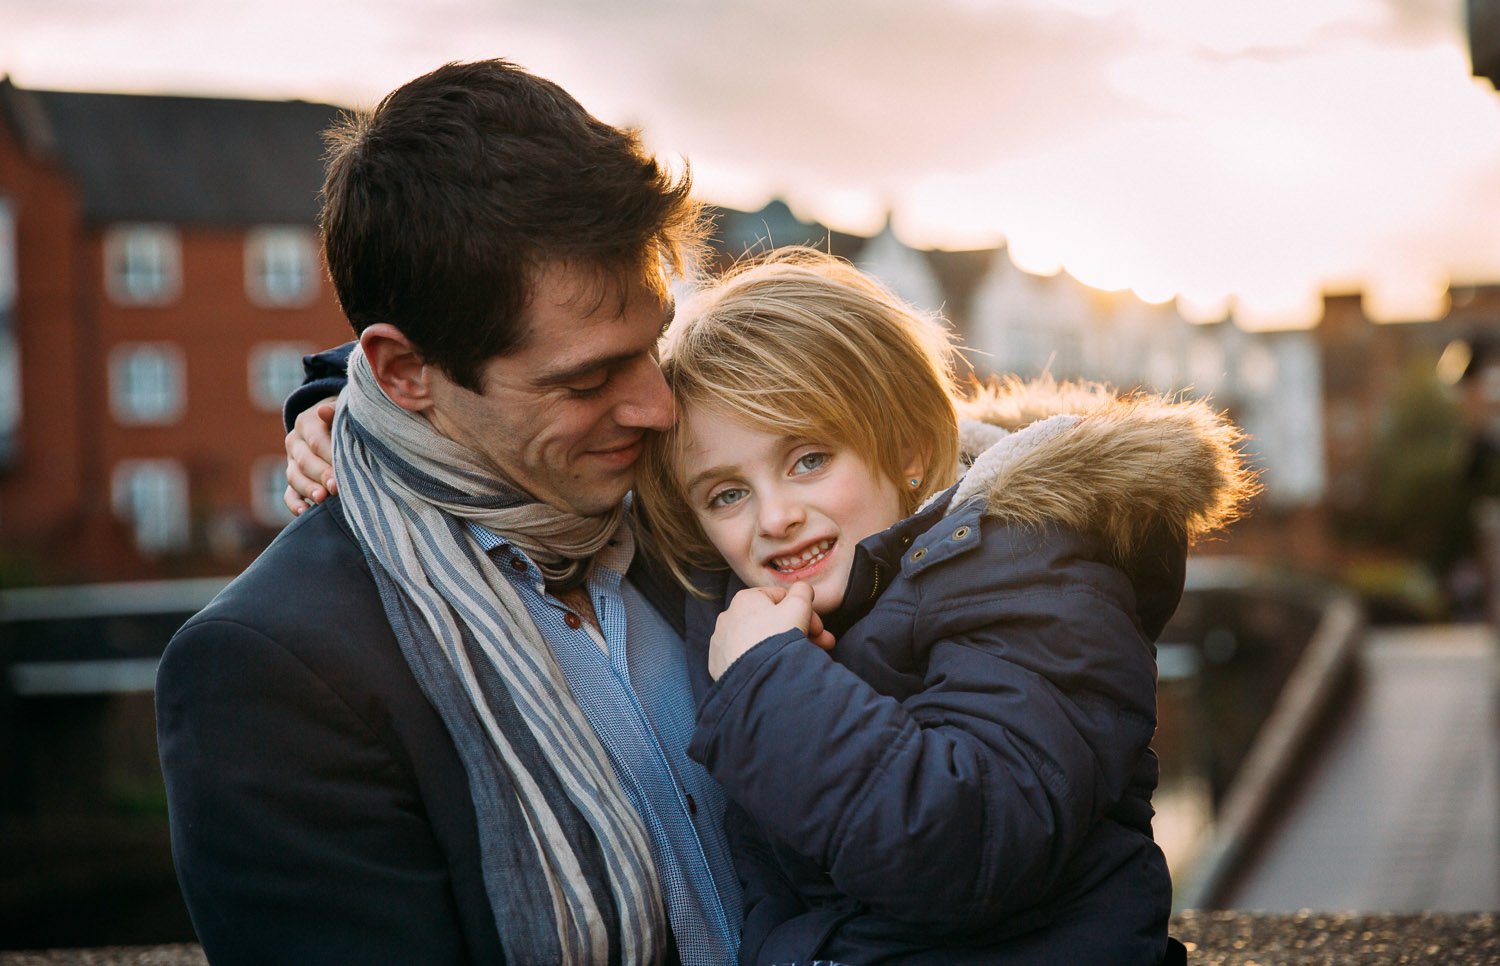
[1,0,1496,324]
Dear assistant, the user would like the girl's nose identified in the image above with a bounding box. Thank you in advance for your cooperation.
[757,489,805,538]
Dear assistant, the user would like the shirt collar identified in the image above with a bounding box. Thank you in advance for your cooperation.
[464,507,636,587]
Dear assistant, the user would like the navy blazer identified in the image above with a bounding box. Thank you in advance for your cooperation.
[158,500,506,963]
[157,497,684,964]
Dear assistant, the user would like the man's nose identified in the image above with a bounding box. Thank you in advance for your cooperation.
[614,355,675,432]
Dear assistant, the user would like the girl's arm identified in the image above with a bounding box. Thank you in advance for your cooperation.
[282,341,354,432]
[689,519,1159,928]
[281,342,354,513]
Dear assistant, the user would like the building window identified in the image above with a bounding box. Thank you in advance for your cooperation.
[245,227,318,306]
[1189,336,1226,394]
[251,456,294,527]
[1480,365,1500,405]
[1238,343,1279,396]
[0,332,18,468]
[0,197,15,314]
[111,460,190,555]
[248,342,312,412]
[104,225,181,305]
[110,343,185,425]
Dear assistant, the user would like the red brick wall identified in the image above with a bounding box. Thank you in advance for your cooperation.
[93,228,349,575]
[0,119,95,579]
[0,122,353,582]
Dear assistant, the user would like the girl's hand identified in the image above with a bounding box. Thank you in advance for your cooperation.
[708,582,836,681]
[283,397,339,514]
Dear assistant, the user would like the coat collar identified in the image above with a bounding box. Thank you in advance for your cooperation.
[949,376,1258,561]
[696,377,1257,642]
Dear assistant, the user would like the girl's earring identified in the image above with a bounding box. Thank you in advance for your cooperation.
[909,478,921,488]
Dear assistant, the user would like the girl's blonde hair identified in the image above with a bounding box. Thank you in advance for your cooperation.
[636,247,963,590]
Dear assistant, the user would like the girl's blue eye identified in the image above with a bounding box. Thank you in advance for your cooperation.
[793,452,829,474]
[708,487,747,509]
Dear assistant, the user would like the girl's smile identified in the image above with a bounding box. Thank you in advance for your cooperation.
[678,406,914,614]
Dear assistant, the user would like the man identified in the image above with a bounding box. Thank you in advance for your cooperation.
[157,60,741,965]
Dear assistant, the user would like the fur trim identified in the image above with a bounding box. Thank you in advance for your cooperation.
[953,375,1261,558]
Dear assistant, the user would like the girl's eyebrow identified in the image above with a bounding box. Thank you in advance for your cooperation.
[684,463,735,495]
[682,435,805,493]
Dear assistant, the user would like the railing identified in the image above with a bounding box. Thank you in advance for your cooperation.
[1,578,228,697]
[1171,575,1365,908]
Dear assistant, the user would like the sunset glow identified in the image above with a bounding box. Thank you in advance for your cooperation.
[2,0,1495,329]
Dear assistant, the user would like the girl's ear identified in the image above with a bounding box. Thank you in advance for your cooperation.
[902,449,930,490]
[360,324,433,413]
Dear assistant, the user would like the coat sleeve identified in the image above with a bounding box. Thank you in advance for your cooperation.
[721,803,810,966]
[688,522,1160,929]
[156,617,473,966]
[282,341,355,432]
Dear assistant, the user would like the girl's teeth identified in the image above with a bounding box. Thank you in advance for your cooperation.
[773,540,832,571]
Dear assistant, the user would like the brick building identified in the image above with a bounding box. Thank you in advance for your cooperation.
[0,80,352,583]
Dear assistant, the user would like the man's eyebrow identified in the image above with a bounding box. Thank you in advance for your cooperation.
[532,350,641,387]
[533,300,677,387]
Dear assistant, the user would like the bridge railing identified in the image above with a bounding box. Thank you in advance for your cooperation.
[1171,563,1366,909]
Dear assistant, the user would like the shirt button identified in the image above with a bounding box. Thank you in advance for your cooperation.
[509,556,526,573]
[685,793,697,816]
[564,612,583,630]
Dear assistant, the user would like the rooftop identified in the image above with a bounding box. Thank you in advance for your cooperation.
[0,80,343,225]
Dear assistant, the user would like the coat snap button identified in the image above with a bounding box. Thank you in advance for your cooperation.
[510,556,527,573]
[910,547,928,562]
[564,612,583,630]
[952,526,971,540]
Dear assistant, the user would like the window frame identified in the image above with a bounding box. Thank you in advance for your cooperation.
[111,459,191,555]
[104,224,182,306]
[248,341,313,413]
[109,342,186,426]
[250,455,295,527]
[244,226,319,308]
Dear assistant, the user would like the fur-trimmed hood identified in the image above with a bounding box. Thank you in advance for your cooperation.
[948,376,1259,560]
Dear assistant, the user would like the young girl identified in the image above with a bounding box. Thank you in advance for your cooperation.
[633,248,1255,964]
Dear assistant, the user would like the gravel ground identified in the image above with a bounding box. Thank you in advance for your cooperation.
[1,913,1497,964]
[0,948,204,965]
[1173,910,1500,964]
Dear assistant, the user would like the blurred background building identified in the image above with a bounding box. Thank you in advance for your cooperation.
[0,81,349,585]
[2,77,1498,610]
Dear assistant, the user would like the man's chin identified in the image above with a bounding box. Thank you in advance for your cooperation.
[555,479,634,518]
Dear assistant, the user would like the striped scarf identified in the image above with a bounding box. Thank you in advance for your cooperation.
[332,345,667,965]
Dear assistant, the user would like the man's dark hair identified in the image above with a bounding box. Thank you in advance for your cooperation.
[320,59,705,391]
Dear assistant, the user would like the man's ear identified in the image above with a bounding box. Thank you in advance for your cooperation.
[360,324,433,413]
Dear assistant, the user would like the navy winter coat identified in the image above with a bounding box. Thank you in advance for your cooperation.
[684,383,1253,965]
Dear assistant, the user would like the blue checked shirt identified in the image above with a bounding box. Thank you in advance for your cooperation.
[466,520,742,965]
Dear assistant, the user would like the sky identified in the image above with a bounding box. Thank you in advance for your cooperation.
[2,0,1498,329]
